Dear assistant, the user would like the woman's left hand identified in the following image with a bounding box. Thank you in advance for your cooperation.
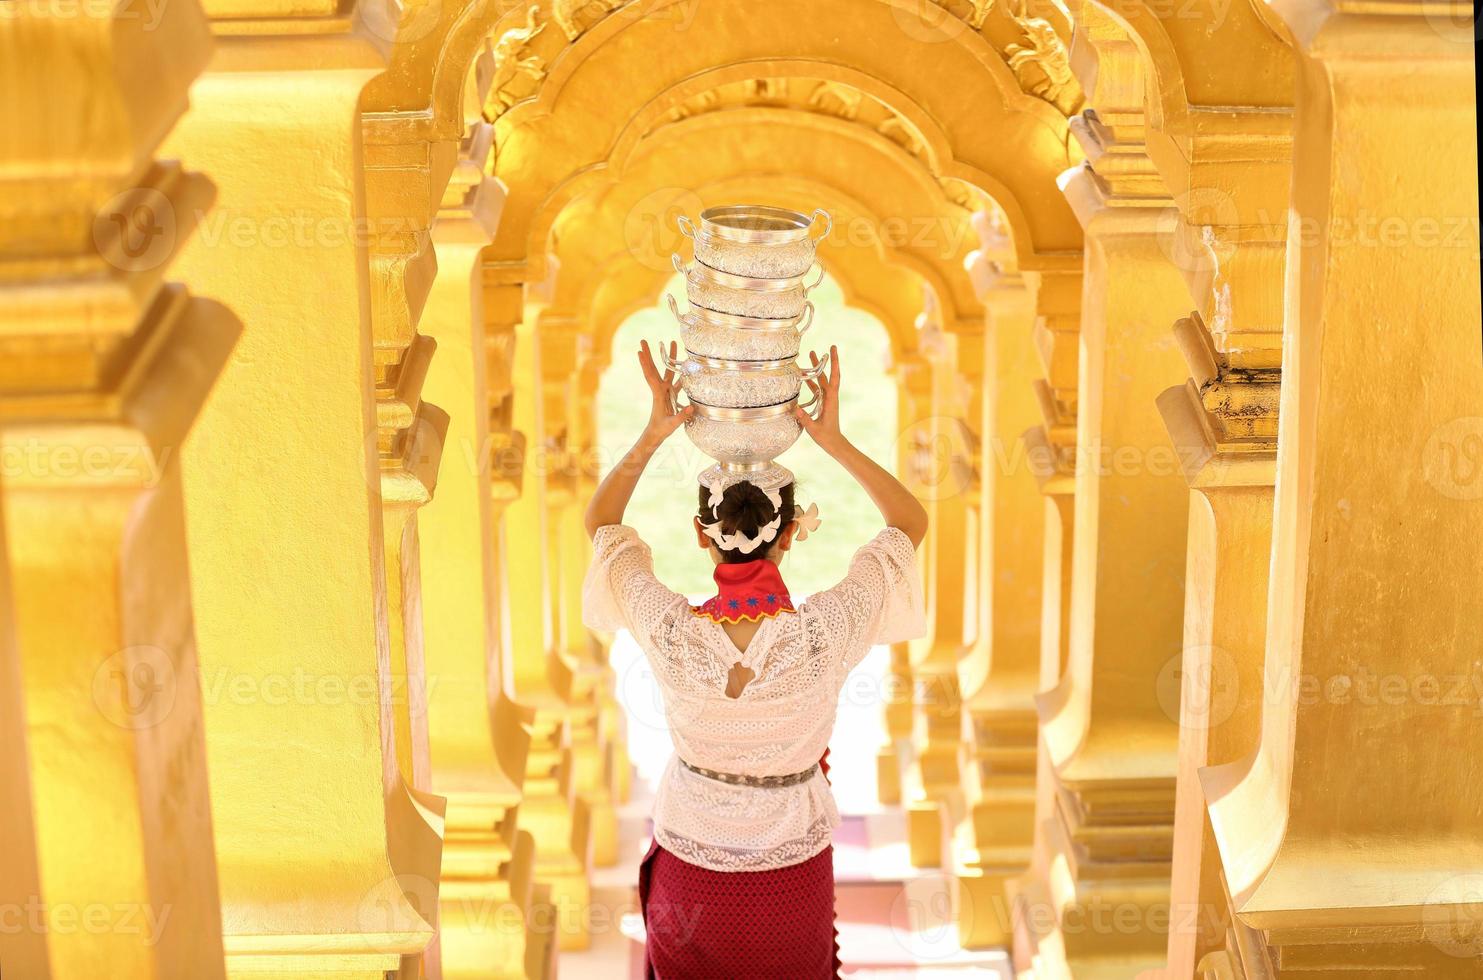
[638,340,693,444]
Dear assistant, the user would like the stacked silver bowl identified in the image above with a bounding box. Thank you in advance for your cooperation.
[666,205,832,471]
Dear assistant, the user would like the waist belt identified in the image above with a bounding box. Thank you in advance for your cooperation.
[678,757,819,788]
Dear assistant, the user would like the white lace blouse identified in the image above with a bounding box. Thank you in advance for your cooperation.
[582,524,926,872]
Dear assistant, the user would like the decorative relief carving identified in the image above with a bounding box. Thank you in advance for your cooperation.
[1004,9,1081,116]
[940,177,988,213]
[807,80,863,120]
[913,0,1081,115]
[652,77,931,165]
[486,5,549,117]
[965,0,995,28]
[878,117,926,159]
[664,89,720,123]
[743,78,788,102]
[482,0,1079,129]
[552,0,626,40]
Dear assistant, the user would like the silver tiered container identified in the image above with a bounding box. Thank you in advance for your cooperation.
[677,205,831,279]
[664,345,831,410]
[684,398,810,470]
[666,295,814,362]
[665,204,833,472]
[674,254,821,320]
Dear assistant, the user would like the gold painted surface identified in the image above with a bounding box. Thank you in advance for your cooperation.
[489,283,592,953]
[1,1,233,974]
[1202,3,1482,974]
[954,251,1045,948]
[163,37,439,977]
[419,150,548,978]
[5,1,1476,976]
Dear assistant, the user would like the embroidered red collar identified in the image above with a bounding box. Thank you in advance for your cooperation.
[691,560,796,624]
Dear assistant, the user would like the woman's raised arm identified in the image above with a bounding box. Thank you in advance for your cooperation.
[584,340,693,539]
[794,345,929,547]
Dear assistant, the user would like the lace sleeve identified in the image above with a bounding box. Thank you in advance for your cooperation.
[807,527,926,673]
[581,524,687,642]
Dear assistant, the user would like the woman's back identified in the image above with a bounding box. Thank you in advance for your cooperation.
[583,522,924,871]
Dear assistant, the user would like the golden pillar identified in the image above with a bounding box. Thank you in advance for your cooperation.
[903,314,977,869]
[164,20,437,976]
[1155,316,1279,976]
[878,347,932,808]
[418,117,548,978]
[954,230,1047,947]
[0,4,233,975]
[1005,264,1082,975]
[1028,98,1194,974]
[553,335,625,869]
[1202,4,1482,974]
[539,315,610,875]
[1110,1,1296,969]
[485,278,591,952]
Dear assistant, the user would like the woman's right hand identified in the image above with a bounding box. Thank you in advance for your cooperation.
[638,339,693,447]
[795,344,847,454]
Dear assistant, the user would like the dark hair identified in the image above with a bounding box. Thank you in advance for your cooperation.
[697,481,797,563]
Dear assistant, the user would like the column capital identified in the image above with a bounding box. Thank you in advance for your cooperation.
[0,0,215,397]
[1156,313,1279,490]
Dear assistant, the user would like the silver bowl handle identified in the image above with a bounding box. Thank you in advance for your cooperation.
[671,252,688,277]
[802,263,825,293]
[666,293,685,322]
[800,348,832,382]
[797,386,824,420]
[808,209,832,242]
[676,214,696,241]
[793,302,815,338]
[657,341,686,373]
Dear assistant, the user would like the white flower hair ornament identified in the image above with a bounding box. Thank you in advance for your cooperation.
[697,463,823,555]
[793,502,822,541]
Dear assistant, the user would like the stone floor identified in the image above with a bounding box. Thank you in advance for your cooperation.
[558,641,1015,978]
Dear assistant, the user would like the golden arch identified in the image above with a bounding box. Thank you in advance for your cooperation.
[482,0,1086,274]
[540,105,985,333]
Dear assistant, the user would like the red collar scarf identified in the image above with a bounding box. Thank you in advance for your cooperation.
[691,560,796,624]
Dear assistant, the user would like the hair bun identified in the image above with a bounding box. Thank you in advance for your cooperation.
[697,479,797,563]
[717,481,776,534]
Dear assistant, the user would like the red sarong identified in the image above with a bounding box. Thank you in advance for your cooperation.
[638,840,841,979]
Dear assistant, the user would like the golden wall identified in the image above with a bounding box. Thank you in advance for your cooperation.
[1,0,1477,977]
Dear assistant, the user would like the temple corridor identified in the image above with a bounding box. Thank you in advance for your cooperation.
[1,0,1480,977]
